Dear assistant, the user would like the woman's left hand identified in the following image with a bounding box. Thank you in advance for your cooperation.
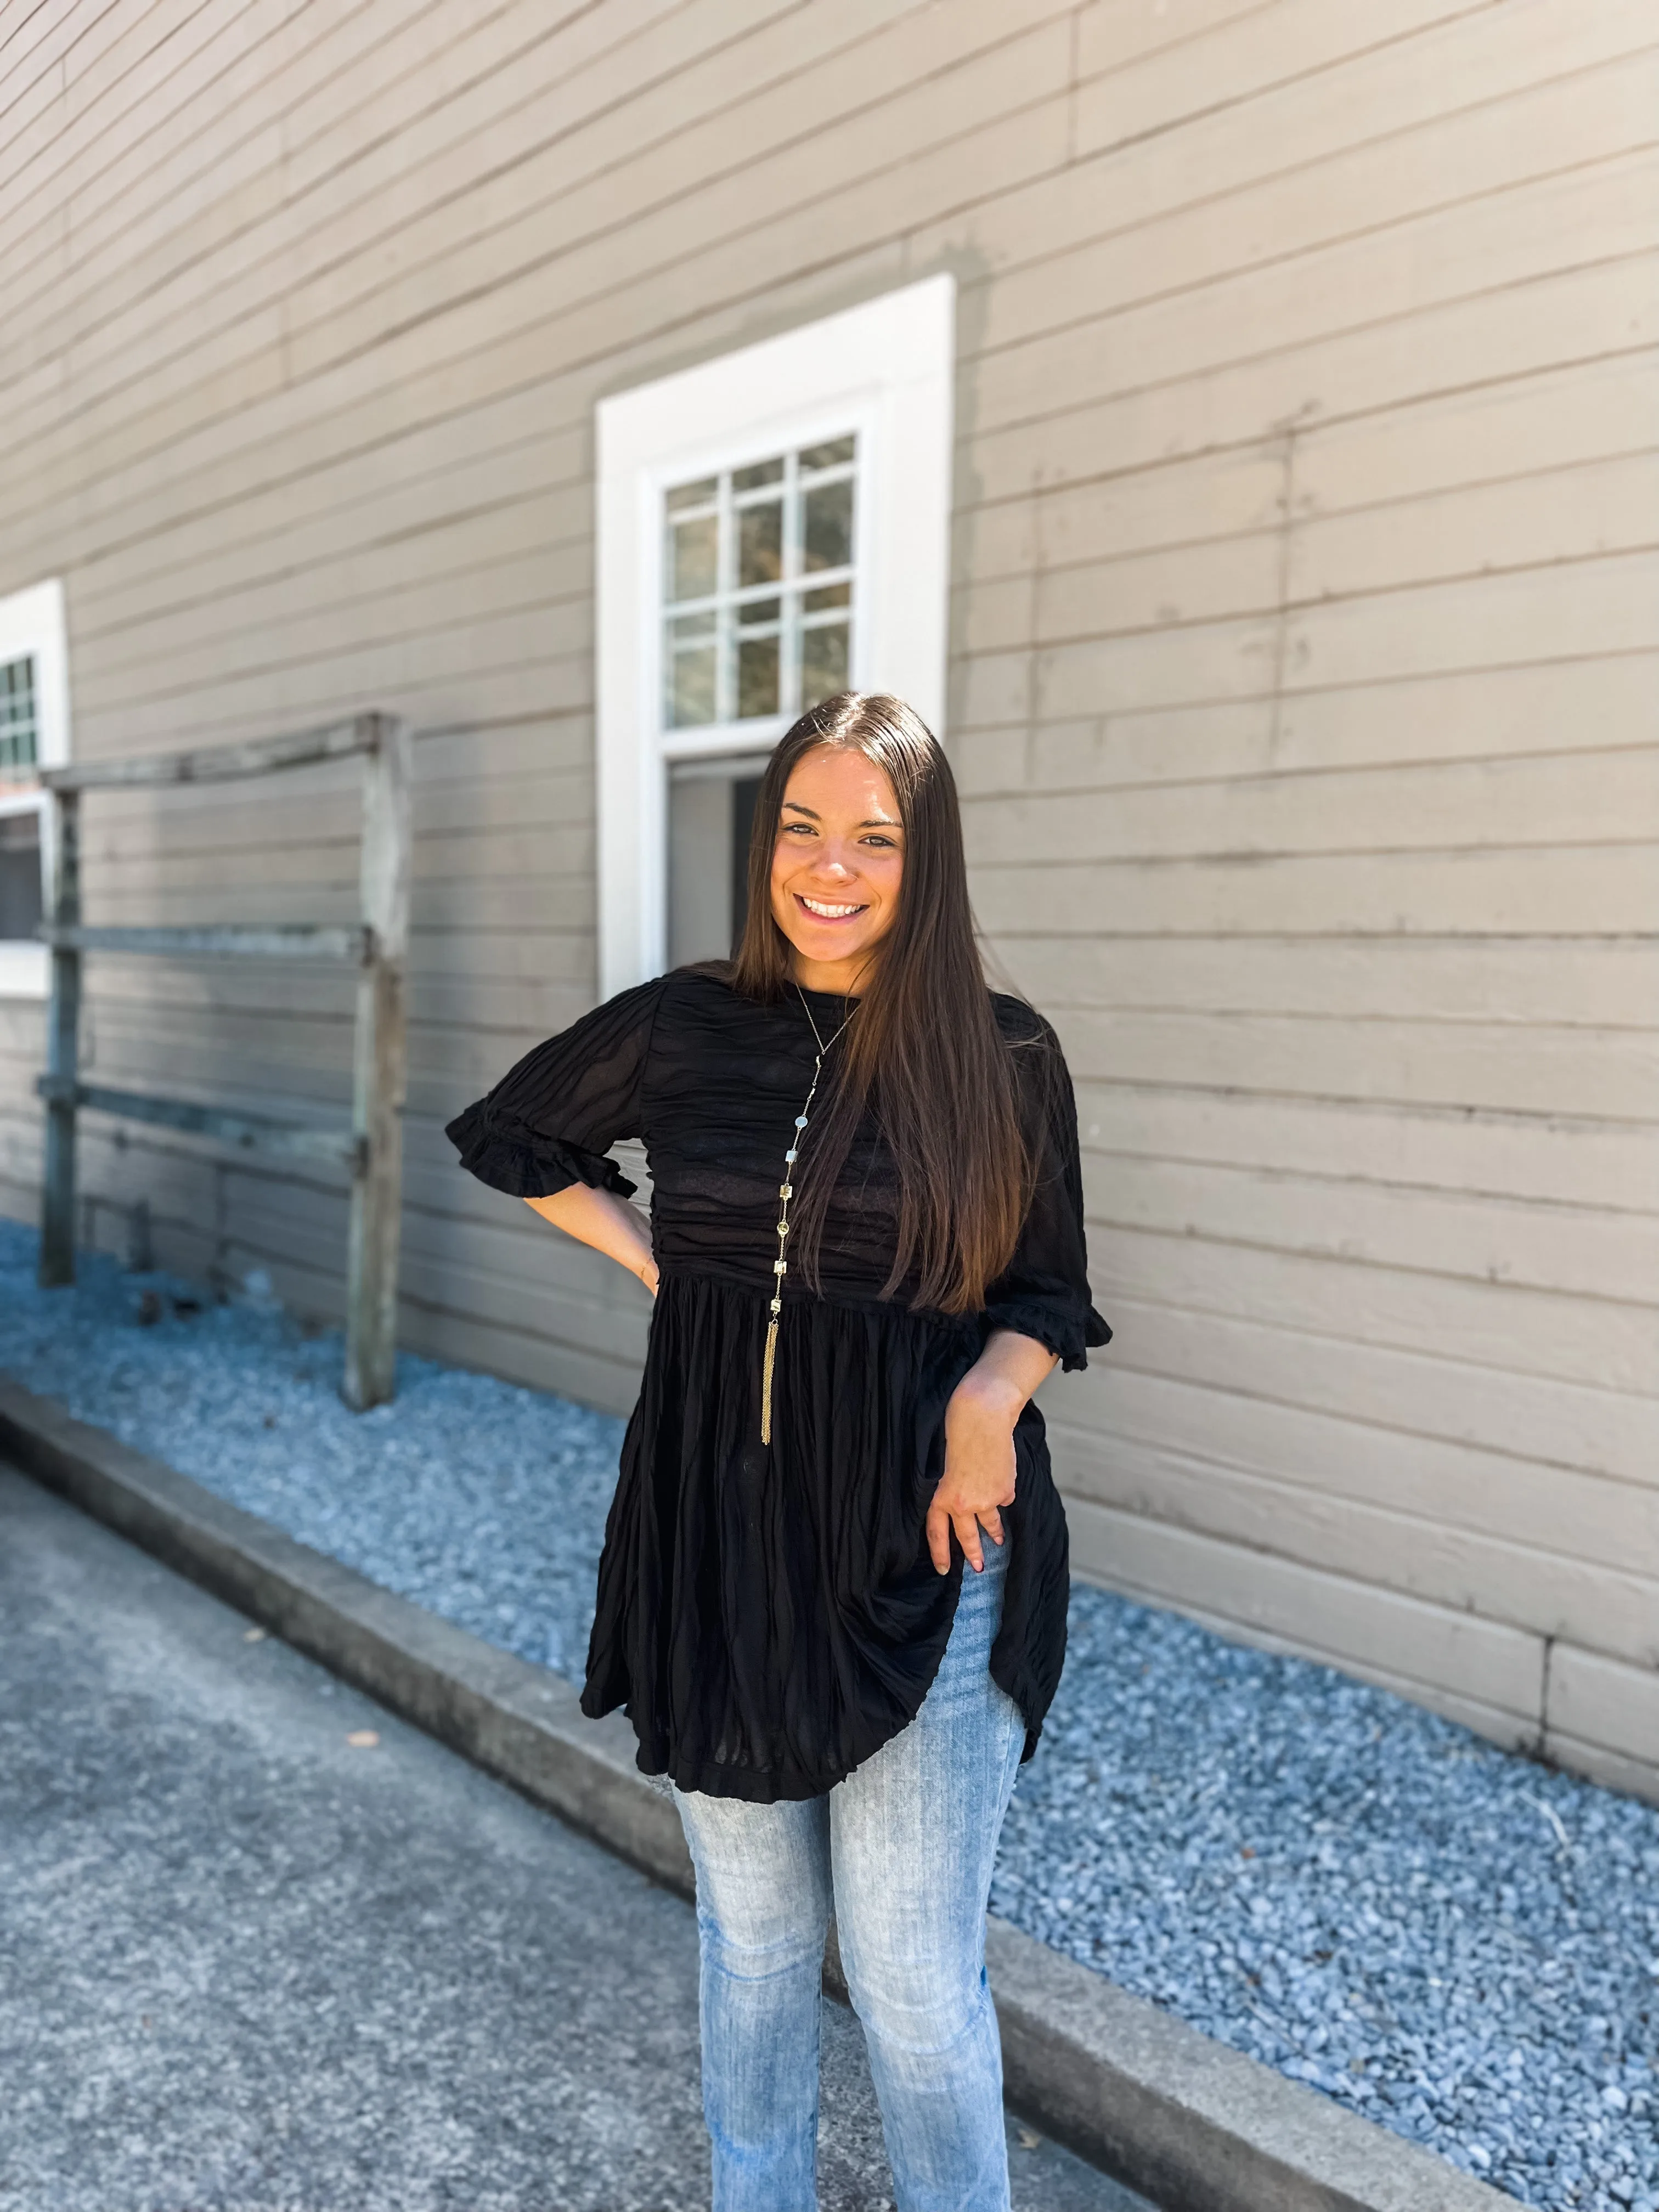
[927,1331,1059,1575]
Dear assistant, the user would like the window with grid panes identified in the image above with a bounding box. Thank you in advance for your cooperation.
[0,579,70,994]
[0,656,42,945]
[663,436,856,731]
[0,657,37,774]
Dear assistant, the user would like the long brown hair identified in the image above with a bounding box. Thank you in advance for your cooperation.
[727,692,1032,1314]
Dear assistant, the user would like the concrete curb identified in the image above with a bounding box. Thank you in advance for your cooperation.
[0,1378,1509,2212]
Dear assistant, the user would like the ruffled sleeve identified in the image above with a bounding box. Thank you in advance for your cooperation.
[983,1001,1111,1371]
[445,975,667,1201]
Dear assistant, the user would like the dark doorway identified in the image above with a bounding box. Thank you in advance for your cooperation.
[730,772,763,952]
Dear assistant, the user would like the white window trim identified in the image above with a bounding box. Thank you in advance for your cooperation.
[595,274,955,996]
[0,578,71,1000]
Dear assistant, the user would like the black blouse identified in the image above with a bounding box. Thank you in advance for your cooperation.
[447,968,1109,1803]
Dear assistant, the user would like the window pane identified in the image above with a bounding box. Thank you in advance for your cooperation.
[803,479,852,573]
[0,810,42,941]
[800,619,849,709]
[733,455,784,491]
[800,436,855,471]
[738,500,782,587]
[737,597,780,630]
[737,632,779,719]
[669,514,719,602]
[667,477,717,512]
[667,642,718,727]
[803,582,850,613]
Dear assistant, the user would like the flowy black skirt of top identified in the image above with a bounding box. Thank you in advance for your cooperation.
[447,967,1109,1803]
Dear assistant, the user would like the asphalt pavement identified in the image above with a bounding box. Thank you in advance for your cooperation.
[0,1465,1151,2212]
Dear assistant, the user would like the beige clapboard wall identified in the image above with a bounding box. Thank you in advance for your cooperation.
[1,0,1655,1796]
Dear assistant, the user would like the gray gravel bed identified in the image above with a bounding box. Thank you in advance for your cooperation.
[1,1222,1654,2212]
[997,1605,1657,2210]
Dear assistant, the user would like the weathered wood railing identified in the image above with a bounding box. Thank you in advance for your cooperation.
[35,712,410,1410]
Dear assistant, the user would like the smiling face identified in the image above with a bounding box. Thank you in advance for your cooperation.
[768,743,905,994]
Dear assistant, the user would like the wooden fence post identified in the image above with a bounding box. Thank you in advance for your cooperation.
[38,788,80,1288]
[343,714,410,1410]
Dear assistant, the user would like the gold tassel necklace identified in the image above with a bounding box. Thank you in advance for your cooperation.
[761,985,856,1446]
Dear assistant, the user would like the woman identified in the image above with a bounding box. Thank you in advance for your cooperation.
[447,692,1108,2211]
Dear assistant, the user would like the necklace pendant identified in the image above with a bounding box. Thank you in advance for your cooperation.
[761,1313,778,1445]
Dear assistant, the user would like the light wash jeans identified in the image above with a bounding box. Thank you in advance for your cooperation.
[673,1536,1026,2212]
